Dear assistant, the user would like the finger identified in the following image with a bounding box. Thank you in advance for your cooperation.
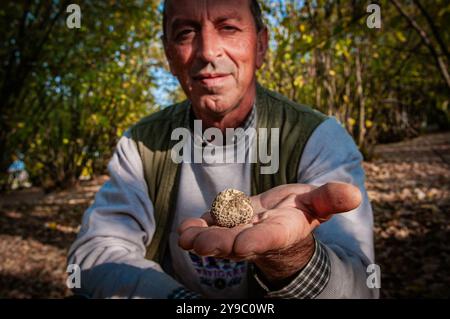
[200,211,215,226]
[177,218,208,235]
[274,193,297,209]
[192,225,250,257]
[251,211,270,224]
[178,226,209,250]
[297,182,362,221]
[249,195,265,215]
[251,184,314,214]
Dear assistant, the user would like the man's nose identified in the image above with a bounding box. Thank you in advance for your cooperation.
[196,27,222,62]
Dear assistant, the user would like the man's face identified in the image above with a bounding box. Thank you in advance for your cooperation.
[164,0,267,118]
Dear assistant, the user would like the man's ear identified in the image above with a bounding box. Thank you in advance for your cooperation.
[163,37,178,76]
[256,27,268,69]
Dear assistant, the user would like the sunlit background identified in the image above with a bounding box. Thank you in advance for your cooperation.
[0,0,448,298]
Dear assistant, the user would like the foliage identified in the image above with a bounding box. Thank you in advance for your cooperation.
[0,0,449,188]
[0,0,163,188]
[257,0,450,157]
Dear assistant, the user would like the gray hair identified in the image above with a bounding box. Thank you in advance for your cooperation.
[162,0,265,40]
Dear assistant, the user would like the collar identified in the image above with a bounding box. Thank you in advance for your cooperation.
[189,103,257,146]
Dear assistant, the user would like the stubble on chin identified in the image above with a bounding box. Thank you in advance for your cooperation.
[201,95,229,116]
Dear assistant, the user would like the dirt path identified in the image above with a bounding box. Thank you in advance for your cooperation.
[0,133,448,298]
[364,132,450,298]
[0,176,108,298]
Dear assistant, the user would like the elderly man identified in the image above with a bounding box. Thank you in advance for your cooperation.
[68,0,378,299]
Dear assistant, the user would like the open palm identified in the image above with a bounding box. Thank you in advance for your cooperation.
[178,183,362,260]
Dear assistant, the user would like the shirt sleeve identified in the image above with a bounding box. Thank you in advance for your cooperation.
[253,235,330,299]
[67,130,196,299]
[253,117,379,299]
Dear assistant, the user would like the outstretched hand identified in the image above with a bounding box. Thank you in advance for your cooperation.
[178,182,362,283]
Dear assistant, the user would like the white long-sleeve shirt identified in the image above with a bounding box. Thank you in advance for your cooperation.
[67,116,378,299]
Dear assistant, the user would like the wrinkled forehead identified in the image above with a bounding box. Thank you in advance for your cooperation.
[165,0,253,25]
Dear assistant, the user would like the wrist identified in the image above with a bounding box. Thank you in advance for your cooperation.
[254,234,315,286]
[253,237,331,299]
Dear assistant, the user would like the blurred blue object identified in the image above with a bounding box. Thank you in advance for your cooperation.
[8,159,26,173]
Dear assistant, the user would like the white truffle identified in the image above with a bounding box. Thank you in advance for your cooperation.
[210,189,254,228]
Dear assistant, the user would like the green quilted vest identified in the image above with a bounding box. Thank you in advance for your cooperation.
[130,84,326,265]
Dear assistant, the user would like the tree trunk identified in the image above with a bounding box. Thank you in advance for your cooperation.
[390,0,450,91]
[355,47,366,148]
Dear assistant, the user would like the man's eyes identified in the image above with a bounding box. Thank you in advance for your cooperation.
[176,29,195,41]
[221,25,239,32]
[174,25,240,41]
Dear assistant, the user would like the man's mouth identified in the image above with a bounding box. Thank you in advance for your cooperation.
[192,73,231,87]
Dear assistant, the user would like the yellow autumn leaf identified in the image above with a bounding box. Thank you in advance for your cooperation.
[396,31,406,43]
[46,222,58,230]
[81,167,91,177]
[348,117,356,127]
[302,34,313,44]
[294,76,304,88]
[92,114,99,124]
[343,95,350,104]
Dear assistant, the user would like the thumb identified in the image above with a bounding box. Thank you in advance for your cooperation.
[297,182,362,221]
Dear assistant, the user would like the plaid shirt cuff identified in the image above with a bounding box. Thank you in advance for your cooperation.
[253,237,331,299]
[167,287,202,299]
